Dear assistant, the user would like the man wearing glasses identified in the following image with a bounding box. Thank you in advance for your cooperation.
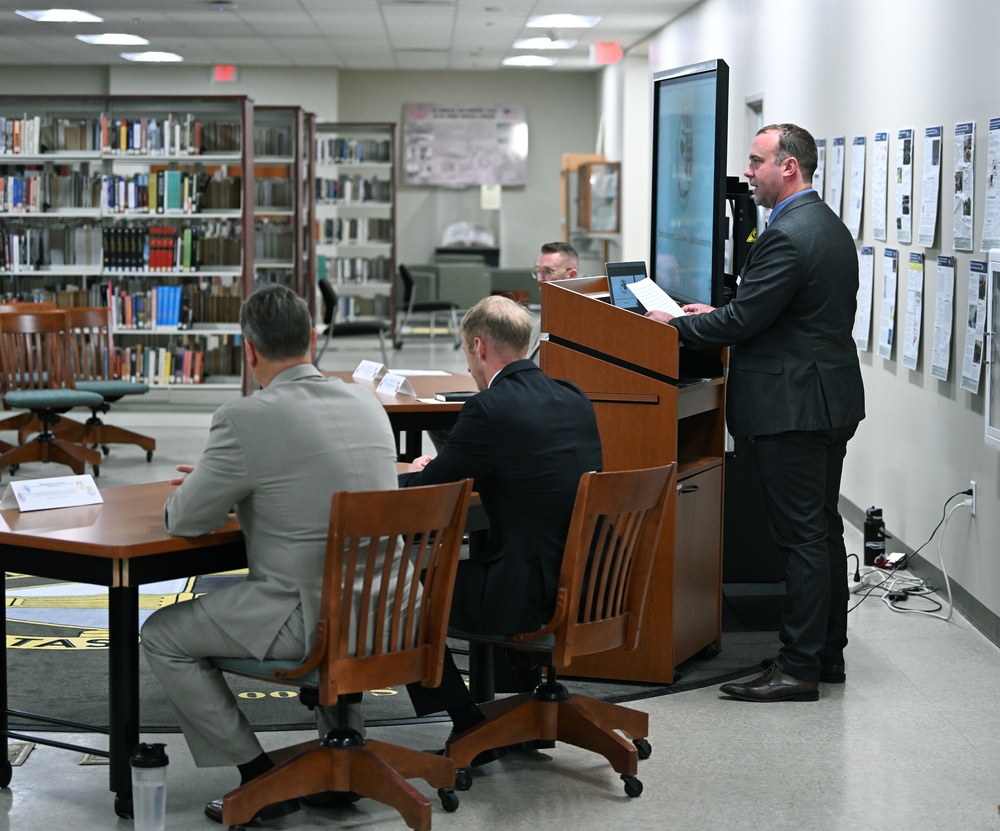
[533,241,579,283]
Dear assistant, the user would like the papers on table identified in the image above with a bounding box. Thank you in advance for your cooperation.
[626,278,687,317]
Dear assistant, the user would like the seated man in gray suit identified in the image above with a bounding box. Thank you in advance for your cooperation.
[141,284,399,824]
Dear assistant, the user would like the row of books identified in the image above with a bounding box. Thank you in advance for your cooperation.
[317,217,392,246]
[315,137,391,165]
[108,276,242,330]
[317,254,393,283]
[114,343,206,385]
[254,223,294,261]
[0,114,243,156]
[253,126,295,157]
[315,175,391,205]
[0,169,241,214]
[0,222,243,272]
[254,177,294,210]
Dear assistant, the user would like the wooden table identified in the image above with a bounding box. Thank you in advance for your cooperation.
[325,370,477,460]
[0,481,246,817]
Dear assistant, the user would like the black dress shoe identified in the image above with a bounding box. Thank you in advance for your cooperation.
[720,666,819,702]
[204,796,300,825]
[759,657,846,683]
[300,790,362,807]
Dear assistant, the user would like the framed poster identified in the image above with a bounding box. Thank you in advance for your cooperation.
[402,103,528,187]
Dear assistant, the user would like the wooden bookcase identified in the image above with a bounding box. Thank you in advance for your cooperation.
[0,94,255,393]
[313,121,396,342]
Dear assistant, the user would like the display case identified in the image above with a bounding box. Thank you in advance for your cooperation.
[577,161,620,234]
[0,94,254,393]
[313,121,396,341]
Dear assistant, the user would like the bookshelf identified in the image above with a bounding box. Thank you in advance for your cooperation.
[313,121,396,342]
[0,94,254,394]
[253,105,311,303]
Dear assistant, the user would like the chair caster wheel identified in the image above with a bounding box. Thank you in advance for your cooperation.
[438,787,460,812]
[634,738,652,759]
[101,445,110,456]
[454,767,472,791]
[9,465,18,475]
[92,465,99,477]
[146,450,154,462]
[114,792,133,817]
[622,775,643,797]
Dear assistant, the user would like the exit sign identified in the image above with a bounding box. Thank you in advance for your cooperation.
[213,64,238,83]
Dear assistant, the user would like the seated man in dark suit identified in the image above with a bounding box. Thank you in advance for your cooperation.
[399,294,603,752]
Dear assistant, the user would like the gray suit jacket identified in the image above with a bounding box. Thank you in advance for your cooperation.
[670,191,865,437]
[164,363,399,660]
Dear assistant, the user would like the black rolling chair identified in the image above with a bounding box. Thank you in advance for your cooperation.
[315,278,390,365]
[395,265,461,350]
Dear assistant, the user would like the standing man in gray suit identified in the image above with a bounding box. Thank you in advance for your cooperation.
[141,284,399,823]
[648,123,865,703]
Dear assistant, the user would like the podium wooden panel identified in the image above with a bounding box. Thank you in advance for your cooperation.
[540,278,726,683]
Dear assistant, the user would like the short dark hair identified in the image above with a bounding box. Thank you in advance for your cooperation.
[460,295,532,360]
[540,241,579,267]
[239,284,312,360]
[759,123,818,183]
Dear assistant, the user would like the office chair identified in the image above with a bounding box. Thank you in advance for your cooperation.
[0,302,59,443]
[444,464,676,798]
[50,306,156,461]
[395,264,461,349]
[211,479,474,831]
[315,278,390,365]
[0,311,104,477]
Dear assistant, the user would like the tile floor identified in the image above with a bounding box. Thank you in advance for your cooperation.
[3,334,1000,830]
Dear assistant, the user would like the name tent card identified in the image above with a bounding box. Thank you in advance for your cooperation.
[0,474,103,512]
[352,360,387,382]
[376,373,416,396]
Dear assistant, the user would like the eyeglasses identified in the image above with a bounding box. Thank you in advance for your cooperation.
[531,267,570,279]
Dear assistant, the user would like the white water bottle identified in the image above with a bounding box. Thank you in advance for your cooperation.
[130,742,169,831]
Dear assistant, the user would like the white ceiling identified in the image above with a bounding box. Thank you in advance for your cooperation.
[0,0,698,72]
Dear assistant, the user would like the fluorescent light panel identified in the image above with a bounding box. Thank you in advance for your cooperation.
[77,33,150,46]
[503,55,556,67]
[526,14,600,29]
[17,9,103,23]
[121,51,184,63]
[513,37,576,50]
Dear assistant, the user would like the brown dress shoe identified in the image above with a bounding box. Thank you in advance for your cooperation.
[720,665,819,702]
[759,657,846,683]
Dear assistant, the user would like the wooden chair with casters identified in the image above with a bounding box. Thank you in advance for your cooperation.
[0,303,59,441]
[315,278,390,365]
[0,311,105,478]
[211,478,474,831]
[48,306,156,461]
[445,463,676,798]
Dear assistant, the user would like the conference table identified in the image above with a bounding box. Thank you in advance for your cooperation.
[324,370,476,461]
[0,481,247,818]
[0,373,479,816]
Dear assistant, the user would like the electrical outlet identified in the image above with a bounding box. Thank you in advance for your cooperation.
[970,480,977,517]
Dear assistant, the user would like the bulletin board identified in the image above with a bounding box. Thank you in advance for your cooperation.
[401,103,528,187]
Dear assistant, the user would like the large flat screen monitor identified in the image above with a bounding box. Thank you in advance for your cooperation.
[650,58,730,308]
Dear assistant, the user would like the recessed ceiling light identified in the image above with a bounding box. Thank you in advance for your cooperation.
[513,37,576,50]
[77,33,150,46]
[121,51,184,63]
[17,9,104,22]
[527,14,600,29]
[503,55,556,67]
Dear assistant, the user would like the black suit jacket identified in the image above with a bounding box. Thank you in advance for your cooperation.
[671,190,865,437]
[399,359,602,634]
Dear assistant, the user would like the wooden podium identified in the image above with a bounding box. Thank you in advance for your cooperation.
[540,277,727,683]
